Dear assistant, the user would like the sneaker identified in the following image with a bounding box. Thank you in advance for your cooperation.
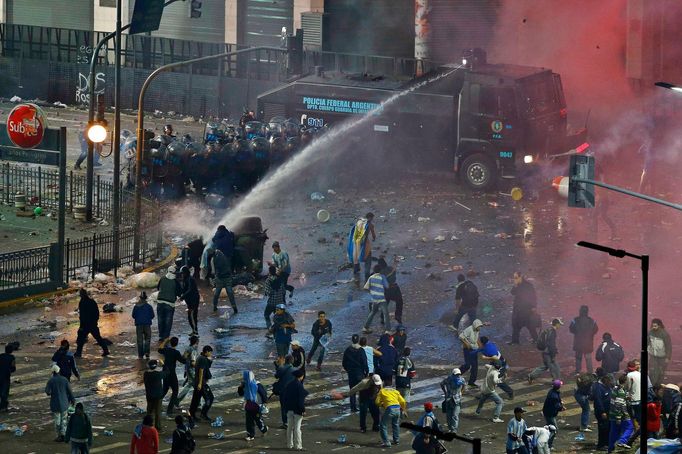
[261,424,268,434]
[102,351,110,357]
[475,409,481,416]
[265,333,274,339]
[583,426,593,433]
[245,436,255,441]
[360,428,366,433]
[616,442,632,449]
[491,418,504,423]
[279,424,288,429]
[306,357,312,365]
[393,440,400,445]
[575,434,585,441]
[468,383,479,388]
[381,443,391,448]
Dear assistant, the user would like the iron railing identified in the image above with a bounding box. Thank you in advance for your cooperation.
[0,163,163,298]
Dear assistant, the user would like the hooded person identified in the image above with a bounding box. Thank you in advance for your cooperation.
[52,339,80,382]
[569,305,599,374]
[648,318,672,386]
[525,425,557,454]
[542,380,564,448]
[211,225,235,260]
[130,415,159,454]
[459,319,485,387]
[179,265,201,336]
[156,266,181,341]
[376,333,398,386]
[65,402,93,452]
[238,370,268,441]
[342,334,368,413]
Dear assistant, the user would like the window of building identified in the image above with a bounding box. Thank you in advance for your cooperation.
[100,0,116,7]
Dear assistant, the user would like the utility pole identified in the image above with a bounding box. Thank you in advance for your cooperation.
[112,0,122,275]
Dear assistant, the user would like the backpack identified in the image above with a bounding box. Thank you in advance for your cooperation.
[536,328,550,351]
[461,281,479,306]
[174,427,196,453]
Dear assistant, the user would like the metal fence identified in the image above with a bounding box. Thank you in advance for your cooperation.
[0,163,162,299]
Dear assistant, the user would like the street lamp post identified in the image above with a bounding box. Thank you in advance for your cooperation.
[577,241,648,454]
[132,46,282,262]
[112,0,122,275]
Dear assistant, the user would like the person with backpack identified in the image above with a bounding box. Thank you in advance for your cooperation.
[569,305,599,374]
[449,274,479,333]
[595,332,625,375]
[574,372,597,439]
[52,340,80,382]
[440,368,466,433]
[132,292,155,360]
[130,415,159,454]
[171,415,195,453]
[65,402,93,453]
[509,272,539,345]
[394,347,416,400]
[528,318,563,384]
[238,370,269,441]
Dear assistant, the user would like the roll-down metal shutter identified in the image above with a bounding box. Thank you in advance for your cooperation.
[7,0,93,30]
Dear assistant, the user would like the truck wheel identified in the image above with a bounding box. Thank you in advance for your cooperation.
[460,153,497,191]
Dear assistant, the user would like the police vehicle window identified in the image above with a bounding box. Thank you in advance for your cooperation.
[498,89,516,118]
[522,77,558,114]
[479,87,497,115]
[480,87,515,117]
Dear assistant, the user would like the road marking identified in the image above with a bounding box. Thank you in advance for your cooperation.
[90,441,129,452]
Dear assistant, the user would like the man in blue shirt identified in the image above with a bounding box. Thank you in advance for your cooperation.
[271,241,293,304]
[440,368,466,433]
[362,265,390,333]
[480,336,514,399]
[270,305,296,360]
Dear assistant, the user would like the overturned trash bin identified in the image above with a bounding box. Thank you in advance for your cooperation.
[232,216,268,276]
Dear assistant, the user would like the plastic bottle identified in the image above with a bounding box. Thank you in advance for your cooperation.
[338,434,347,444]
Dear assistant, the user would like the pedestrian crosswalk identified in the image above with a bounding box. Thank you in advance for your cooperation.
[0,351,661,453]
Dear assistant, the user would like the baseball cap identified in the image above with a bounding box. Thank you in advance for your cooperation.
[372,375,383,386]
[290,340,301,347]
[275,304,286,310]
[51,364,60,374]
[513,406,526,413]
[551,318,564,326]
[552,379,563,388]
[452,368,461,375]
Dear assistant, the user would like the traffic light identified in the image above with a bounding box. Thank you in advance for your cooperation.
[568,154,595,208]
[189,0,202,18]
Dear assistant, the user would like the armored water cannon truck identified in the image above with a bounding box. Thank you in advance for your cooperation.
[257,48,586,191]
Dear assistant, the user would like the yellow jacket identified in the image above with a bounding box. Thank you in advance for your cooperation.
[375,388,406,410]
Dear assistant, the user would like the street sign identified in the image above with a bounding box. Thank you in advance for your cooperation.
[130,0,165,35]
[0,122,61,166]
[6,103,47,149]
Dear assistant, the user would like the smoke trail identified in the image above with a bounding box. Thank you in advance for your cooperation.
[208,66,462,235]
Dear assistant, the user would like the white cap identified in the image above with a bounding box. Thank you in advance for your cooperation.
[452,368,461,375]
[51,364,60,374]
[371,375,383,386]
[290,340,301,347]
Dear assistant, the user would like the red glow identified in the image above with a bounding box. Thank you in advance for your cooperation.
[575,142,590,153]
[559,108,568,119]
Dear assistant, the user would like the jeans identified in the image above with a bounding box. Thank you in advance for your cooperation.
[506,448,529,454]
[276,342,290,358]
[286,411,303,449]
[511,315,538,344]
[348,374,363,411]
[446,400,461,432]
[146,397,162,430]
[0,379,9,410]
[574,391,591,430]
[189,384,213,418]
[385,284,404,323]
[245,406,266,437]
[609,419,634,450]
[364,301,390,331]
[53,410,68,436]
[75,142,101,168]
[162,371,179,414]
[380,406,401,445]
[177,373,194,404]
[575,351,593,374]
[596,414,610,449]
[135,325,151,358]
[187,304,198,333]
[264,304,276,329]
[544,415,558,448]
[213,277,237,311]
[460,348,479,385]
[453,307,477,330]
[476,391,503,418]
[529,352,560,380]
[308,338,327,366]
[75,325,109,356]
[354,254,373,283]
[70,441,90,454]
[156,303,175,341]
[359,398,380,431]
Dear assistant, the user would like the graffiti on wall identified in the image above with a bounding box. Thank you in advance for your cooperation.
[75,72,105,105]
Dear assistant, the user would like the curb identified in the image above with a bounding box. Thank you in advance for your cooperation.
[0,242,180,310]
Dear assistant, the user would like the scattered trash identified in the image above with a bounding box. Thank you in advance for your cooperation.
[53,101,67,108]
[468,227,484,233]
[338,434,347,444]
[117,341,136,348]
[317,209,330,223]
[602,273,611,279]
[450,235,460,241]
[231,345,246,352]
[494,233,511,239]
[208,432,224,440]
[487,201,499,207]
[10,95,22,103]
[126,272,160,289]
[434,235,446,242]
[103,430,114,436]
[94,273,112,283]
[310,192,325,201]
[388,208,397,215]
[210,416,224,427]
[213,328,229,334]
[575,433,585,441]
[102,303,122,313]
[417,217,431,222]
[454,201,471,211]
[98,220,109,226]
[327,189,336,195]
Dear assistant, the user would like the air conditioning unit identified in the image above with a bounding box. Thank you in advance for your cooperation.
[301,12,325,50]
